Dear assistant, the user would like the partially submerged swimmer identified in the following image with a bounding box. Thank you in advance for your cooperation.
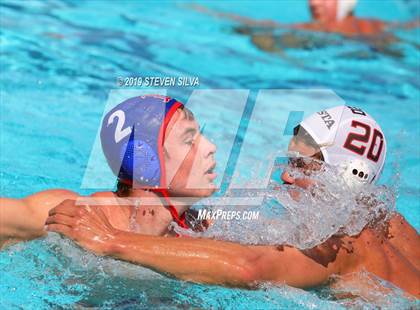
[191,0,419,58]
[0,95,216,248]
[47,106,420,298]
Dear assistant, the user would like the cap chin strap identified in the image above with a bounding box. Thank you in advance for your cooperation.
[151,188,188,229]
[118,178,188,229]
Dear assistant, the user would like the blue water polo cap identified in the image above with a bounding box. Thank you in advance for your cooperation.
[100,95,183,188]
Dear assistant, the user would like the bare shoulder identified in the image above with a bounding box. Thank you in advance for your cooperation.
[88,191,127,206]
[387,213,420,270]
[90,191,116,198]
[0,189,79,242]
[1,189,79,211]
[389,213,419,237]
[23,189,80,226]
[24,189,79,208]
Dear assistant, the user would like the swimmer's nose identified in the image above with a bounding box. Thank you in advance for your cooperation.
[294,178,315,189]
[281,171,294,185]
[281,171,315,189]
[201,135,216,158]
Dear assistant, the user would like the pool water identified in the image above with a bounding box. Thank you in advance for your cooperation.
[0,0,419,309]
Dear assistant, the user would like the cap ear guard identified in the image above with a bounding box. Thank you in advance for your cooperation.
[119,134,161,187]
[339,159,374,189]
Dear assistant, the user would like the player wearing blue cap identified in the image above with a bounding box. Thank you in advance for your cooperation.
[0,95,216,247]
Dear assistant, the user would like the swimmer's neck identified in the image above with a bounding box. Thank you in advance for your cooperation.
[127,189,194,235]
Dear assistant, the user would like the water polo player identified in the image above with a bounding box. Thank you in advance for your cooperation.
[0,95,216,247]
[48,105,419,297]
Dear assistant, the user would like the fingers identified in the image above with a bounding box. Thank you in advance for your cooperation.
[93,206,113,228]
[48,199,80,217]
[46,213,76,227]
[45,223,72,236]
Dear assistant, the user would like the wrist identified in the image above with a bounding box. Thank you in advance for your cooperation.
[103,229,127,256]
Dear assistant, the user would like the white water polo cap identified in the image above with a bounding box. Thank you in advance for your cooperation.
[299,105,386,187]
[336,0,357,21]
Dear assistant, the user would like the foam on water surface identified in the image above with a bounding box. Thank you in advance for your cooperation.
[175,162,396,250]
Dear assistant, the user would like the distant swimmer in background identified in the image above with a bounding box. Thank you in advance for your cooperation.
[190,0,420,59]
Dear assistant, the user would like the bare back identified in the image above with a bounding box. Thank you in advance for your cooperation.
[301,213,420,297]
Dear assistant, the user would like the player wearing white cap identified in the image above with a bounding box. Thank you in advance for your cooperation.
[48,106,420,298]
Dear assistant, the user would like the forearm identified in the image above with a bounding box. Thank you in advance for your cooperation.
[0,198,45,240]
[46,202,334,289]
[106,232,259,287]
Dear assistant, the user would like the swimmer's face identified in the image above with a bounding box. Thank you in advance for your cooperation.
[281,137,323,189]
[164,108,217,198]
[309,0,337,23]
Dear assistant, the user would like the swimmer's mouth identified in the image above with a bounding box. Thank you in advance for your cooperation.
[204,163,216,175]
[204,163,217,181]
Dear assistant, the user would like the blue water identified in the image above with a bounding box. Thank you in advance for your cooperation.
[0,0,419,308]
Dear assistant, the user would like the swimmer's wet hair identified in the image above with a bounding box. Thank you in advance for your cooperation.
[114,106,194,198]
[293,125,324,161]
[180,106,194,121]
[115,180,131,197]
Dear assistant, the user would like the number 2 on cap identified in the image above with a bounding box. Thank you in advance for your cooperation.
[107,110,132,143]
[343,120,384,163]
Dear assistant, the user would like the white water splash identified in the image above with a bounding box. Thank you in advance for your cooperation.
[174,162,396,249]
[327,270,419,309]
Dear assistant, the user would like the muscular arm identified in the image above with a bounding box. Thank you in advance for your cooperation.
[46,201,341,288]
[0,189,77,242]
[107,233,337,288]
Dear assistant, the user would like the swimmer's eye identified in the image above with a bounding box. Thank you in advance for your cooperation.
[184,134,198,146]
[288,157,322,170]
[288,157,305,168]
[184,139,194,146]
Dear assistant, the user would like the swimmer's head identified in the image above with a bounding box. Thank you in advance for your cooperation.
[100,95,217,199]
[309,0,357,23]
[295,105,387,188]
[282,125,324,188]
[163,105,217,198]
